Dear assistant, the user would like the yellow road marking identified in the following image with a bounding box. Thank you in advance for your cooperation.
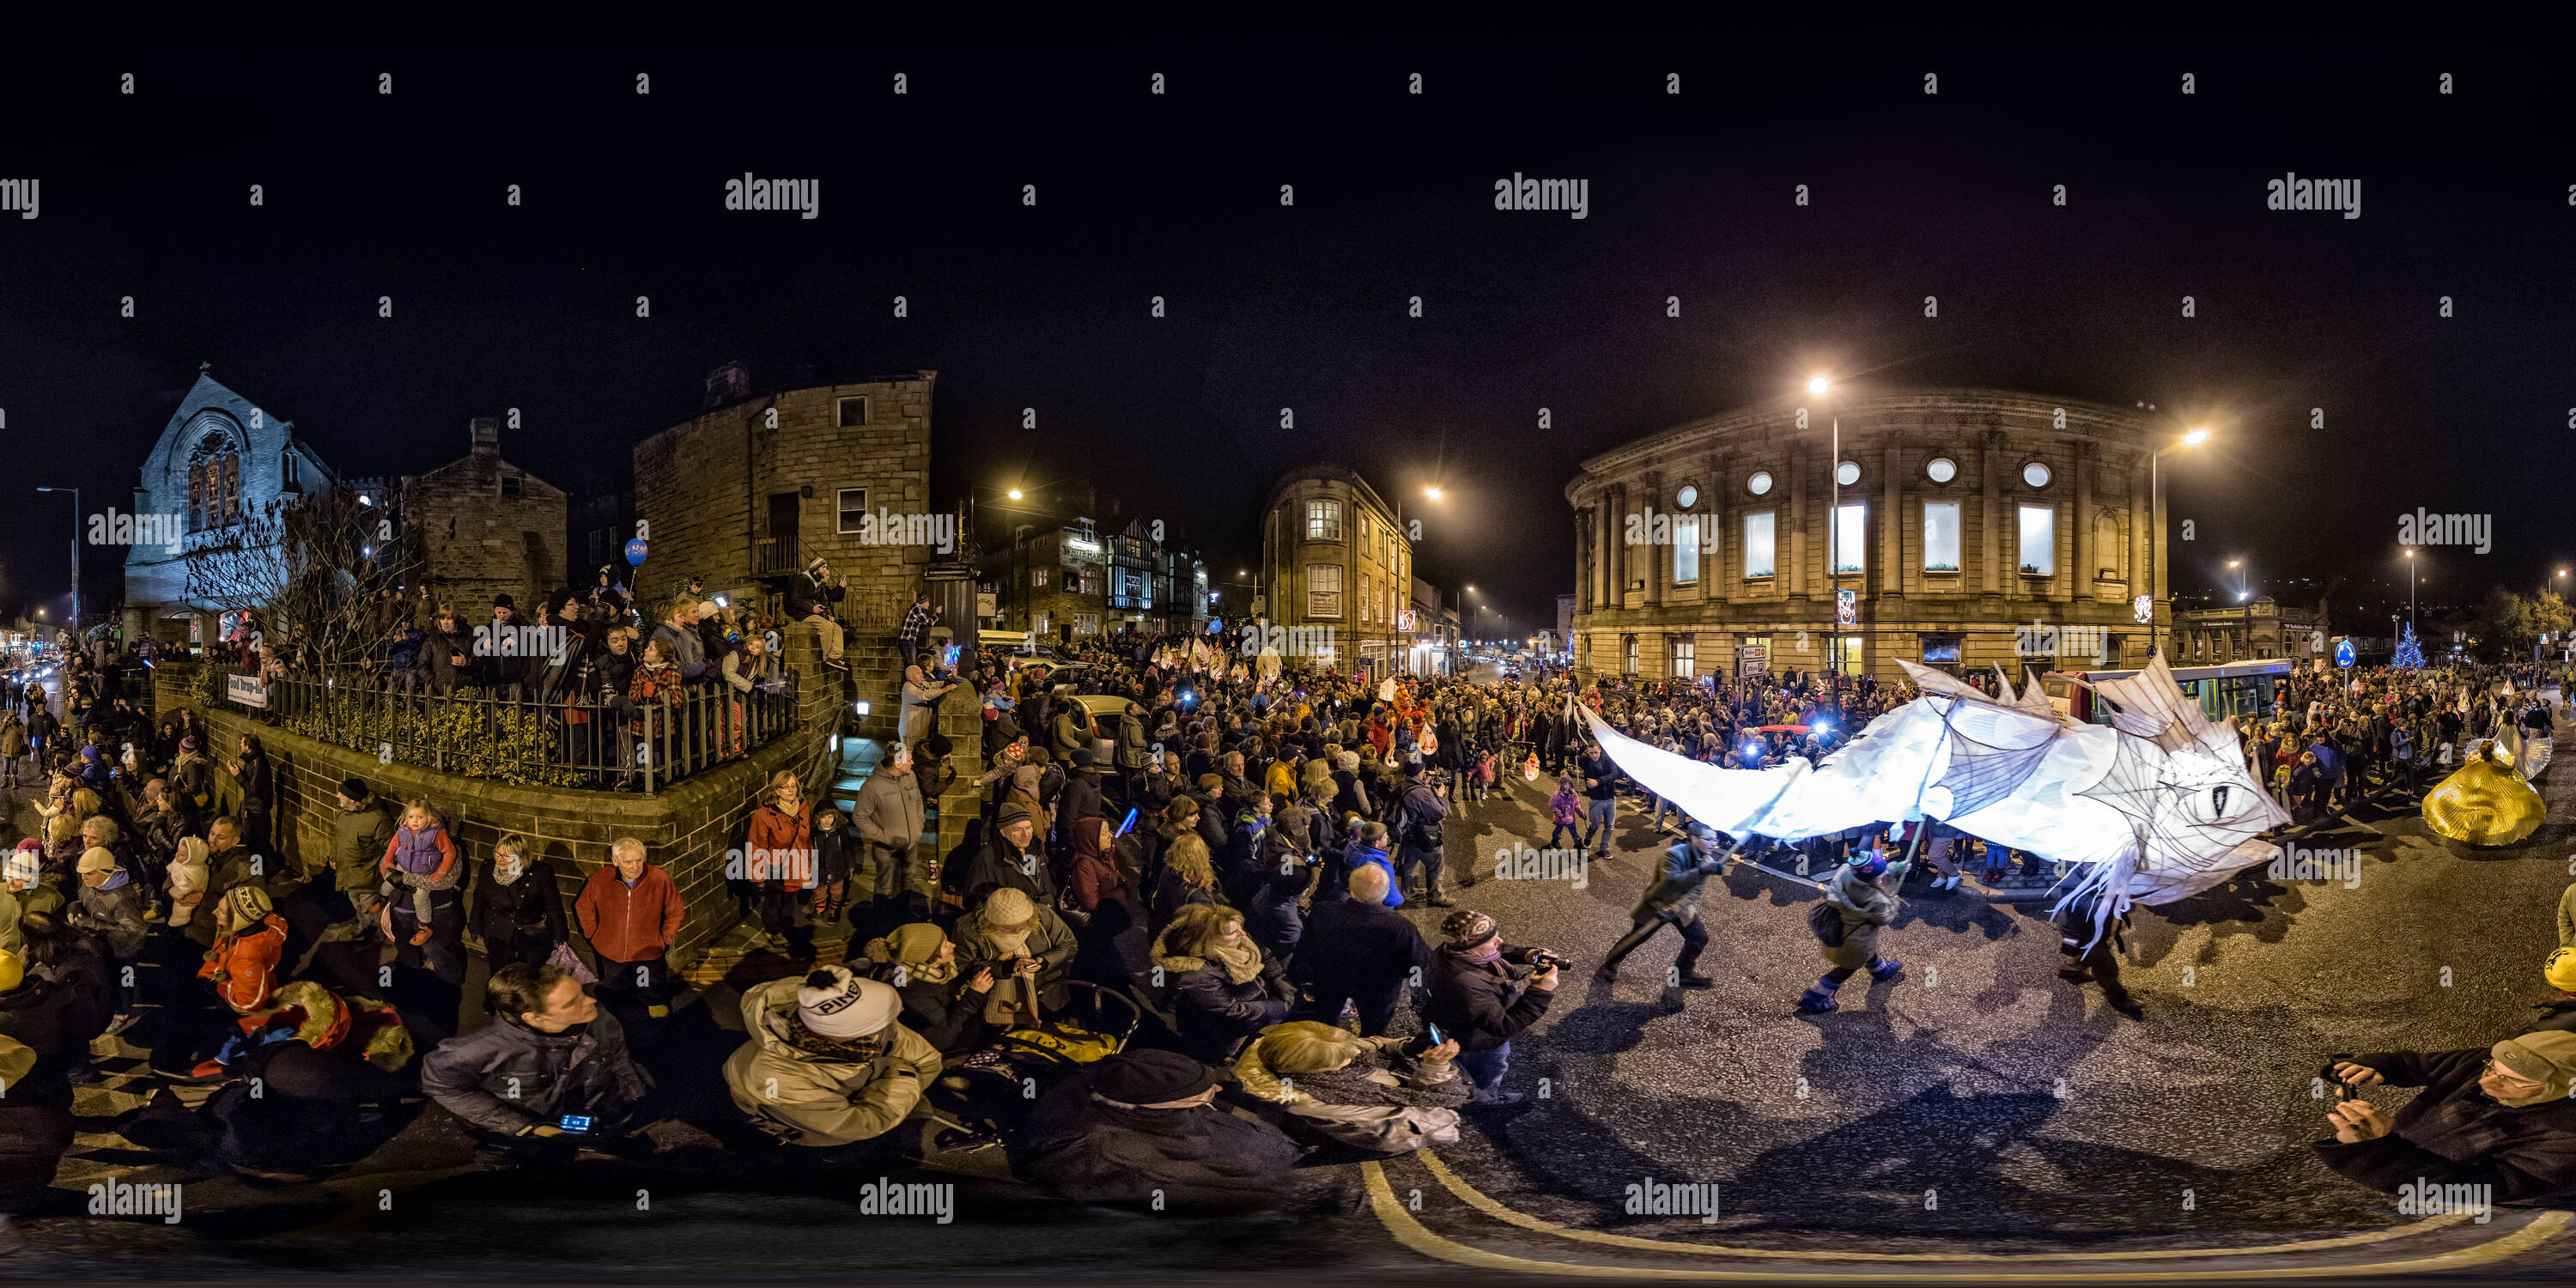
[1413,1149,2477,1261]
[1365,1163,2569,1281]
[1391,1159,2576,1278]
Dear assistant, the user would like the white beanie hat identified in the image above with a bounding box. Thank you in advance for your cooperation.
[3,849,37,886]
[794,966,897,1040]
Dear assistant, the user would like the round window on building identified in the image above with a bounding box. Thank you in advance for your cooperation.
[1925,456,1957,483]
[1676,484,1699,509]
[1747,471,1774,496]
[2022,460,2052,488]
[1836,460,1861,486]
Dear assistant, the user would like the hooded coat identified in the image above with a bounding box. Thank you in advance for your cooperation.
[1150,927,1293,1063]
[1821,864,1893,970]
[721,975,941,1147]
[1233,1031,1469,1153]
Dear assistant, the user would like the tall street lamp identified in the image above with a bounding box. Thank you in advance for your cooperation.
[2403,548,2416,630]
[2146,428,2209,660]
[34,486,80,635]
[1810,374,1850,685]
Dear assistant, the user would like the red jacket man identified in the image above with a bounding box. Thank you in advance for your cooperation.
[574,839,686,1016]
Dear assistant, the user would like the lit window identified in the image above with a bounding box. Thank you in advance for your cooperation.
[1306,500,1342,541]
[1925,457,1957,483]
[1747,471,1773,496]
[2022,461,2052,489]
[1742,513,1776,578]
[1306,562,1342,617]
[1676,484,1699,508]
[2019,504,2056,575]
[1674,517,1701,585]
[1923,501,1960,571]
[1836,460,1861,487]
[1833,504,1866,574]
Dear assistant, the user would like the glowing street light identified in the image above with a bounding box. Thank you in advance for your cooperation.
[1006,488,1024,501]
[2145,428,2212,659]
[1424,486,1443,501]
[1807,374,1830,396]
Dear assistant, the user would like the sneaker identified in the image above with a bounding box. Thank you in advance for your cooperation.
[1467,1089,1526,1108]
[1676,973,1716,989]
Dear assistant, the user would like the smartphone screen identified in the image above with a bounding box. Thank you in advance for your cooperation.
[941,644,962,669]
[1116,807,1139,837]
[558,1115,594,1133]
[1425,1024,1446,1046]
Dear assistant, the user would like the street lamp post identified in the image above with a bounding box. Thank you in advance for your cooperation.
[2403,549,2415,630]
[34,486,80,636]
[1809,376,1849,687]
[2145,429,2210,660]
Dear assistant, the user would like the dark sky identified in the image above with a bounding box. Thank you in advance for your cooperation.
[2,33,2564,637]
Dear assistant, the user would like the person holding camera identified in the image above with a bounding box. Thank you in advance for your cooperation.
[2315,1031,2576,1205]
[1393,756,1455,908]
[422,963,653,1169]
[1423,908,1560,1107]
[1595,818,1728,989]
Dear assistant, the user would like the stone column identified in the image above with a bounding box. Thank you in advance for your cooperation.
[1981,432,2003,596]
[2075,444,2095,605]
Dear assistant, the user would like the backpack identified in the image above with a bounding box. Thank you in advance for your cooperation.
[1806,902,1846,947]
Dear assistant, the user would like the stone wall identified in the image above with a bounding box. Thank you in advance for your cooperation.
[155,625,845,966]
[630,373,935,626]
[404,430,570,617]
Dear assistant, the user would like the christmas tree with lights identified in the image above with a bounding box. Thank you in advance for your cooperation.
[2392,621,2425,670]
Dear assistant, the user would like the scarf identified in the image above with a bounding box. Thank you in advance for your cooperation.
[1203,936,1267,985]
[983,923,1034,963]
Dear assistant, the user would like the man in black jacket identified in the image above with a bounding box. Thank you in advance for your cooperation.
[1422,908,1558,1107]
[1391,758,1455,907]
[2317,1031,2576,1206]
[1578,743,1621,861]
[422,963,653,1168]
[1595,821,1728,988]
[1012,1048,1305,1212]
[1296,864,1425,1036]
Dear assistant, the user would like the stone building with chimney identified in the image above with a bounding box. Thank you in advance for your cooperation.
[402,416,569,618]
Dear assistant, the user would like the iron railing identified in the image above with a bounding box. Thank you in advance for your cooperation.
[208,664,799,793]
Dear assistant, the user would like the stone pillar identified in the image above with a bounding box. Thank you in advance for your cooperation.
[1638,471,1662,609]
[2075,444,2094,605]
[1981,433,2003,596]
[1789,447,1808,598]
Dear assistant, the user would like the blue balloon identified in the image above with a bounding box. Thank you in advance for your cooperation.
[624,537,648,567]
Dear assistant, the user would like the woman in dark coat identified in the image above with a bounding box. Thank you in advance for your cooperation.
[465,835,567,971]
[1150,904,1292,1064]
[235,733,275,855]
[853,922,1000,1060]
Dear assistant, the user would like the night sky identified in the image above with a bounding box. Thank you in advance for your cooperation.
[2,33,2564,636]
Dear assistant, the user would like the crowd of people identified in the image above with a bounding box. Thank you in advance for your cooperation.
[5,617,2575,1230]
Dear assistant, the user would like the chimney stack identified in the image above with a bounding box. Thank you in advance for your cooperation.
[469,416,501,457]
[705,360,750,410]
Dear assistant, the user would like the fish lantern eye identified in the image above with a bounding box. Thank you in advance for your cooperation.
[2210,786,2231,817]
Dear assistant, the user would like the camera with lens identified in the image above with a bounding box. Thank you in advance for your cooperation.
[1528,949,1572,972]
